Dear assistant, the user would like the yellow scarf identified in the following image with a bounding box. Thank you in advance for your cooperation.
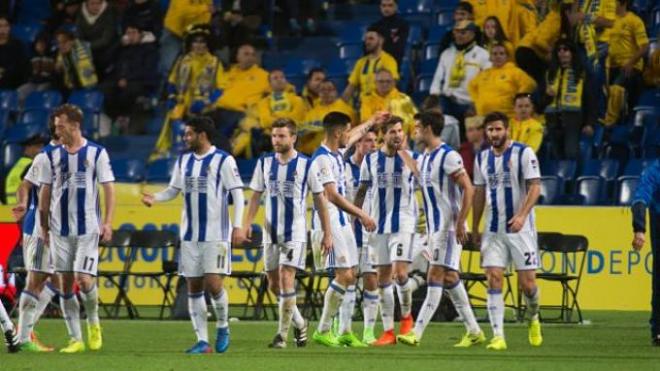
[449,43,474,88]
[578,0,599,67]
[269,92,293,113]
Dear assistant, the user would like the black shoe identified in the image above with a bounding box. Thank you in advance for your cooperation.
[653,334,660,346]
[293,320,308,348]
[268,333,286,349]
[4,329,19,353]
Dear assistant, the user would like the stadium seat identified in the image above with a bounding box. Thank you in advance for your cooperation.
[336,22,367,45]
[543,160,577,190]
[18,110,48,127]
[68,89,104,113]
[424,43,440,60]
[641,122,659,158]
[622,159,649,176]
[16,0,52,24]
[399,0,434,14]
[23,90,63,112]
[637,88,659,107]
[9,22,43,46]
[616,176,640,206]
[326,57,355,77]
[575,176,605,205]
[283,58,322,77]
[578,140,593,163]
[427,25,451,43]
[420,58,438,75]
[539,176,561,205]
[338,43,363,60]
[3,123,45,144]
[407,25,423,47]
[0,90,19,113]
[2,143,23,171]
[416,74,434,93]
[436,9,453,26]
[111,159,146,183]
[580,159,620,183]
[146,158,177,183]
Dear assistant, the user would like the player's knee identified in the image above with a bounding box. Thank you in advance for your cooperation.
[520,280,537,296]
[442,271,459,287]
[427,269,444,285]
[395,272,409,285]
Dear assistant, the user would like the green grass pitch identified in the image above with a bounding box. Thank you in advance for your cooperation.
[2,311,660,371]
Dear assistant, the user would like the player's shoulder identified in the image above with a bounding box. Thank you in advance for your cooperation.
[310,145,330,160]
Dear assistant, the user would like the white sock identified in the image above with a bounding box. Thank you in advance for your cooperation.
[34,284,57,324]
[487,289,505,338]
[0,300,13,333]
[81,286,99,326]
[292,305,304,329]
[318,280,345,333]
[409,275,425,292]
[18,290,39,342]
[277,292,297,340]
[188,292,208,343]
[446,280,480,334]
[379,283,395,332]
[60,293,82,341]
[412,283,443,339]
[211,290,228,329]
[396,278,413,317]
[338,285,356,334]
[524,286,540,321]
[362,289,379,330]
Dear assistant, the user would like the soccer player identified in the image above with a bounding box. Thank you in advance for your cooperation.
[354,116,420,346]
[12,118,62,352]
[142,117,245,354]
[397,110,485,347]
[243,118,332,349]
[310,112,377,348]
[471,111,543,350]
[37,104,115,353]
[345,128,380,344]
[1,298,19,352]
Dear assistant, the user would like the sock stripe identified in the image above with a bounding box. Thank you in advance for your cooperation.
[329,283,346,295]
[487,288,502,295]
[279,291,297,298]
[378,282,393,289]
[189,292,205,298]
[445,280,460,290]
[61,292,75,300]
[525,287,538,298]
[363,292,379,300]
[213,290,225,301]
[428,282,444,288]
[46,282,61,296]
[22,290,39,300]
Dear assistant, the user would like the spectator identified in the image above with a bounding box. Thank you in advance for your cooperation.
[510,93,543,152]
[214,0,261,62]
[436,2,479,55]
[481,16,514,59]
[4,134,47,205]
[46,0,81,38]
[544,38,595,160]
[54,28,98,92]
[458,115,487,180]
[299,79,356,155]
[643,34,660,87]
[76,0,120,77]
[360,69,417,136]
[370,0,410,64]
[123,0,162,36]
[302,68,326,108]
[17,34,57,103]
[600,0,649,126]
[166,24,225,121]
[283,0,322,35]
[508,0,539,46]
[0,16,28,90]
[427,20,490,124]
[467,0,513,33]
[468,42,537,118]
[256,69,306,134]
[343,26,399,102]
[159,0,214,75]
[101,24,158,133]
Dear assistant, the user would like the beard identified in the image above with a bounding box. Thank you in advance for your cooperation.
[274,143,291,153]
[489,135,506,148]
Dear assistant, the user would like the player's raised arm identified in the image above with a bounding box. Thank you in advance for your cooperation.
[345,111,390,149]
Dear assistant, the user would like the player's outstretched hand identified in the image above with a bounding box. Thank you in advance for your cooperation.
[321,232,333,256]
[100,223,113,243]
[141,192,155,207]
[360,214,376,232]
[243,225,253,242]
[11,204,26,221]
[232,227,248,247]
[632,232,645,251]
[456,222,468,245]
[507,214,525,233]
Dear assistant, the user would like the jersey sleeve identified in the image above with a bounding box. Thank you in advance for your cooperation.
[359,155,372,186]
[36,152,53,185]
[521,147,541,180]
[169,156,184,189]
[220,155,244,191]
[249,157,266,192]
[307,161,324,194]
[444,151,465,177]
[348,59,362,86]
[24,153,44,186]
[96,149,115,183]
[473,153,485,186]
[632,17,649,47]
[314,154,336,186]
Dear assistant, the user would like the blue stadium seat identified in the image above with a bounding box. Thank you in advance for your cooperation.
[420,58,438,75]
[575,176,605,205]
[580,159,620,183]
[578,140,593,163]
[287,75,305,94]
[18,110,48,126]
[416,74,434,93]
[112,159,146,183]
[616,176,640,206]
[543,160,577,186]
[283,58,322,77]
[2,143,23,172]
[0,90,18,113]
[16,0,52,24]
[23,90,63,112]
[399,0,434,14]
[539,176,561,205]
[436,9,453,26]
[328,77,348,94]
[3,123,46,144]
[10,22,43,46]
[407,25,423,47]
[68,89,104,113]
[326,57,355,77]
[424,43,440,60]
[641,122,659,158]
[622,159,650,176]
[427,25,451,43]
[339,43,363,60]
[146,158,178,183]
[637,88,659,107]
[336,23,367,45]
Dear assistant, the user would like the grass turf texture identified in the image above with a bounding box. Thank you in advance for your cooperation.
[2,311,659,371]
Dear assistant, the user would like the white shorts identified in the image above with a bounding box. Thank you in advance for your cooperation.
[368,233,415,266]
[481,231,539,270]
[264,241,306,271]
[325,224,359,269]
[23,234,55,274]
[358,245,376,274]
[51,233,100,276]
[426,230,462,271]
[180,241,232,277]
[410,233,430,273]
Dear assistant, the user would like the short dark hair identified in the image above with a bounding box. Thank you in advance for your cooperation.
[381,115,404,134]
[414,110,444,136]
[483,111,509,129]
[271,118,297,136]
[306,67,326,82]
[53,104,83,126]
[456,1,474,14]
[366,25,386,38]
[186,116,216,141]
[322,111,352,134]
[514,93,534,104]
[54,28,75,41]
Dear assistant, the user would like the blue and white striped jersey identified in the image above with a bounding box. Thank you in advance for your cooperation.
[360,149,418,234]
[473,142,541,234]
[170,146,243,242]
[36,140,115,236]
[419,143,464,233]
[22,141,57,236]
[311,145,348,229]
[345,154,371,247]
[249,151,323,244]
